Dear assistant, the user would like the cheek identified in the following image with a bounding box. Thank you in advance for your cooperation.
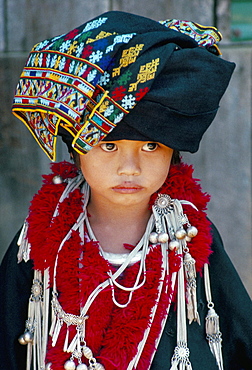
[80,161,96,184]
[153,152,172,188]
[80,160,111,192]
[148,162,170,191]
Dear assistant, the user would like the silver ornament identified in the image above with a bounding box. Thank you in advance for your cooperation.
[23,331,34,343]
[52,175,63,184]
[64,360,76,370]
[83,346,93,359]
[187,226,198,238]
[94,363,105,370]
[149,232,158,244]
[45,363,52,370]
[157,232,169,244]
[31,279,43,301]
[185,235,192,242]
[168,239,180,251]
[18,334,27,345]
[154,194,171,211]
[175,228,186,240]
[76,364,88,370]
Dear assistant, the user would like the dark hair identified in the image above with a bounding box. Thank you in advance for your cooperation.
[171,150,181,165]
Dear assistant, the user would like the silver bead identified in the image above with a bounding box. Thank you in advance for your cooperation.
[168,239,180,251]
[185,236,192,242]
[95,364,105,370]
[52,175,63,184]
[23,331,34,343]
[45,363,52,370]
[76,364,88,370]
[83,346,93,359]
[187,226,198,238]
[77,318,83,325]
[64,360,76,370]
[149,232,158,244]
[18,334,27,345]
[175,228,186,240]
[157,232,169,244]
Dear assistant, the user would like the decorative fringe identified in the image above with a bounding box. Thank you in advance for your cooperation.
[17,269,50,370]
[170,341,193,370]
[169,263,193,370]
[205,307,223,370]
[17,220,31,263]
[204,263,224,370]
[183,251,200,324]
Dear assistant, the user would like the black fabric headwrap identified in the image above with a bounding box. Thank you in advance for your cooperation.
[13,11,235,158]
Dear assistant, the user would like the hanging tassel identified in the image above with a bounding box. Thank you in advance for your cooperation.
[18,270,44,370]
[17,220,31,263]
[170,341,192,370]
[205,306,224,370]
[183,251,200,324]
[204,263,224,370]
[170,255,192,370]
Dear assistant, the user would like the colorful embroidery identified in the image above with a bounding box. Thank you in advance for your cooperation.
[12,16,144,160]
[12,12,223,160]
[129,57,160,91]
[112,44,144,77]
[86,31,116,44]
[159,19,222,51]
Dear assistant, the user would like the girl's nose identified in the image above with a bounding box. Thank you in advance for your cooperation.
[117,151,141,176]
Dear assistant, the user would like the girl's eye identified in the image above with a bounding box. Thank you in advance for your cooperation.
[142,142,158,152]
[100,143,117,152]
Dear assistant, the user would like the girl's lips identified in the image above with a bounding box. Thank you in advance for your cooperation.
[112,183,143,194]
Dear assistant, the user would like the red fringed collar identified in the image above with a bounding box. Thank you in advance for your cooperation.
[26,161,213,370]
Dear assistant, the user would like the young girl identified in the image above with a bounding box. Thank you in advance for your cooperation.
[1,11,251,370]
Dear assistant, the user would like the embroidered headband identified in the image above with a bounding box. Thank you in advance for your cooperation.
[12,11,235,160]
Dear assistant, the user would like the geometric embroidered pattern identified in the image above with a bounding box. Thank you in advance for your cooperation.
[159,19,222,53]
[12,13,222,160]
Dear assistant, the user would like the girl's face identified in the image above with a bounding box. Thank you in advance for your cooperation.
[79,140,173,209]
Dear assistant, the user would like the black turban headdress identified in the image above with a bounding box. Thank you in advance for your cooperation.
[12,11,235,160]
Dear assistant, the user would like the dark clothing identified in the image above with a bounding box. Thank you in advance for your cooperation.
[153,224,252,370]
[0,224,252,370]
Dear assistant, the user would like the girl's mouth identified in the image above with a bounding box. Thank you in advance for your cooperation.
[112,183,143,194]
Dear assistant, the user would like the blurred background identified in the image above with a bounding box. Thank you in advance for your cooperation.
[0,0,251,296]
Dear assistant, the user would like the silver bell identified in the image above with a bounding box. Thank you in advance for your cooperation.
[157,232,169,244]
[168,239,180,251]
[18,334,27,345]
[149,232,159,244]
[187,226,198,238]
[175,228,186,240]
[52,175,63,184]
[76,364,88,370]
[23,331,34,343]
[64,360,76,370]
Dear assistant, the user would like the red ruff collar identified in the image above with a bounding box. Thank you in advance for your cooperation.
[26,161,212,370]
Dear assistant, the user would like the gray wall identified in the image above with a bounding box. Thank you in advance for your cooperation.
[0,0,251,297]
